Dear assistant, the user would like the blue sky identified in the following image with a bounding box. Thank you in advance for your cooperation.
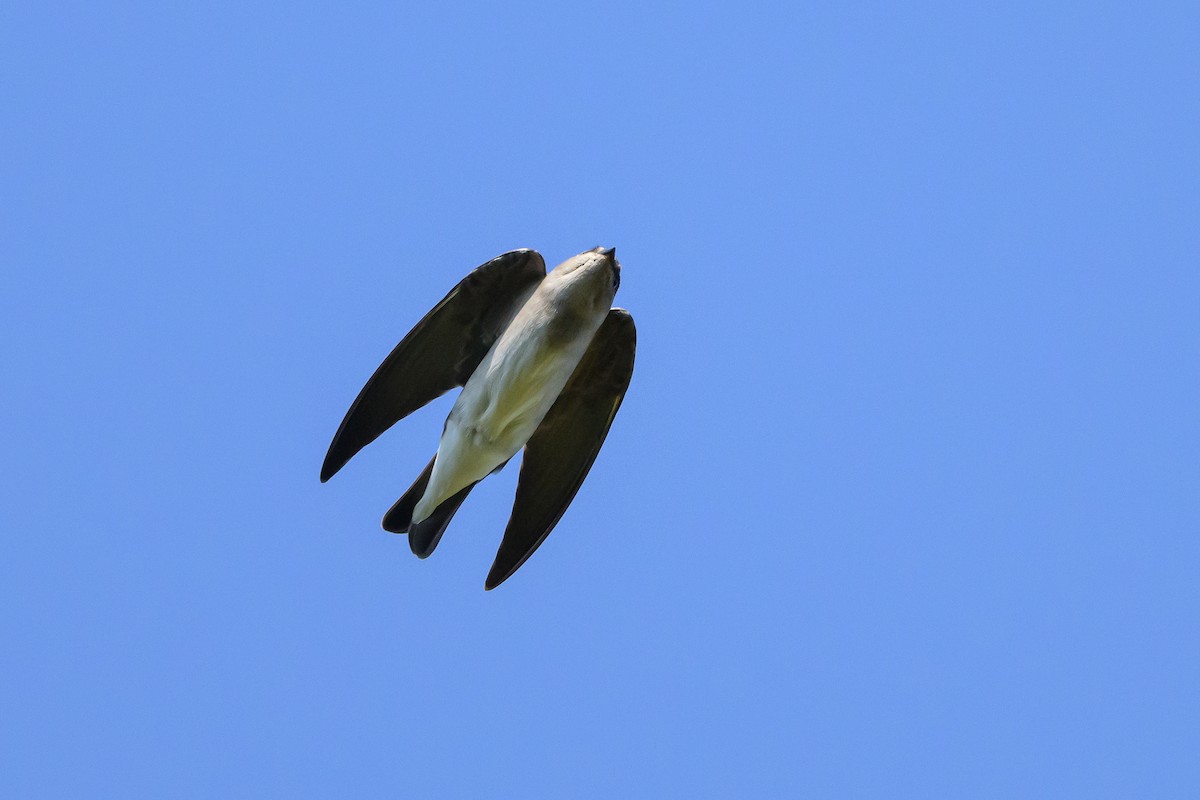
[2,1,1197,796]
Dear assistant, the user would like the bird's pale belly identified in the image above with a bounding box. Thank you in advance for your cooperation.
[412,317,597,522]
[461,352,571,446]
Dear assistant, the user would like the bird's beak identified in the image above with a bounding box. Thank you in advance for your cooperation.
[602,247,621,292]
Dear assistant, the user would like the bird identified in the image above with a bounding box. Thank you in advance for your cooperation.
[320,247,636,589]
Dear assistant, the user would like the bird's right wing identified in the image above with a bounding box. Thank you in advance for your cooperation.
[320,249,545,482]
[486,309,636,589]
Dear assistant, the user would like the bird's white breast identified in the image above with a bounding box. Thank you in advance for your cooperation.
[411,283,607,523]
[453,297,596,453]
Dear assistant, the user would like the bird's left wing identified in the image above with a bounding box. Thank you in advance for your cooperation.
[486,309,636,590]
[321,249,545,482]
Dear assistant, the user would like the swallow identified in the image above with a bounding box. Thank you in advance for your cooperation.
[321,247,636,589]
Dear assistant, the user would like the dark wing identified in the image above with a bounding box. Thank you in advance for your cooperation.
[485,309,636,590]
[321,249,545,482]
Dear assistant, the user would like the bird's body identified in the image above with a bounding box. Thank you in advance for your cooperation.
[413,259,613,522]
[321,246,635,589]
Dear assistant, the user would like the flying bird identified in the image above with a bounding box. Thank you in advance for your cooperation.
[321,247,636,589]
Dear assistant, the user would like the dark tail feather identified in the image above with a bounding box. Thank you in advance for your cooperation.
[408,482,476,558]
[381,455,475,557]
[381,457,436,533]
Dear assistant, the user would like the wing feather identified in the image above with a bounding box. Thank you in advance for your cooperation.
[485,309,636,589]
[320,249,545,482]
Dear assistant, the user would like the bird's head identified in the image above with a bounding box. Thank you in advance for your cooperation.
[548,246,621,313]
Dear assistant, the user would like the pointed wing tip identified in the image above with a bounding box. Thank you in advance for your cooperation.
[320,448,346,483]
[485,548,532,591]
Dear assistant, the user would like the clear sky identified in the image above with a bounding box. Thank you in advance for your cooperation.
[3,1,1197,797]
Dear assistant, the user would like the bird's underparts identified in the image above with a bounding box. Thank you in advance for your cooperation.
[321,247,636,589]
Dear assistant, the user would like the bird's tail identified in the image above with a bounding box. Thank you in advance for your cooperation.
[381,456,475,558]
